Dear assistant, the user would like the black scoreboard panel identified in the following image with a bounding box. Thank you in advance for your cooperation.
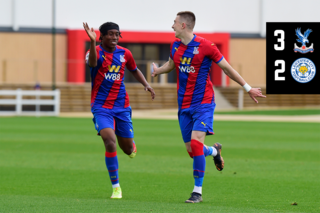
[266,22,320,94]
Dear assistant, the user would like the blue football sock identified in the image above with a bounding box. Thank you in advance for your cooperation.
[191,139,206,189]
[203,145,214,157]
[105,151,119,187]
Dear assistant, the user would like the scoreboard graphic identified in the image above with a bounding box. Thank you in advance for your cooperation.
[266,23,320,94]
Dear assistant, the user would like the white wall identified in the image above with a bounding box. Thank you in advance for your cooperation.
[0,0,12,26]
[59,0,260,33]
[0,0,319,35]
[260,0,320,37]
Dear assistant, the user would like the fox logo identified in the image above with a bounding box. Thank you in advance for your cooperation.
[180,57,191,65]
[108,65,121,73]
[299,65,308,75]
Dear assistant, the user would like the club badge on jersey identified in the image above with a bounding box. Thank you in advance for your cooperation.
[120,55,125,62]
[193,47,199,54]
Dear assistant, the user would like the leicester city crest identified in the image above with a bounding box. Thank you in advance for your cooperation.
[291,58,316,83]
[294,28,314,53]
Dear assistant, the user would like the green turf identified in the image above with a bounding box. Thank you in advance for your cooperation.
[215,108,320,116]
[0,117,319,212]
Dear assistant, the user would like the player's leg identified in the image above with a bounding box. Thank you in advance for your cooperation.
[184,135,216,158]
[100,128,122,199]
[117,136,136,158]
[114,107,136,158]
[185,104,223,203]
[178,108,203,203]
[184,131,216,158]
[92,110,122,199]
[178,108,194,158]
[185,130,206,203]
[100,128,117,152]
[194,104,224,171]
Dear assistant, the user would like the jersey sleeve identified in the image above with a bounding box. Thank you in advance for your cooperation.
[169,41,174,59]
[125,50,137,71]
[85,50,90,65]
[170,39,181,60]
[205,42,224,64]
[85,46,100,66]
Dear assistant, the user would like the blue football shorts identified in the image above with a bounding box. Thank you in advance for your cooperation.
[92,107,134,138]
[178,103,216,143]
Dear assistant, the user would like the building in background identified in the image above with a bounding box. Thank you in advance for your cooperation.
[0,0,319,87]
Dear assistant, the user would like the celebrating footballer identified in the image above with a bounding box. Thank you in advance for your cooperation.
[152,11,266,203]
[83,21,155,199]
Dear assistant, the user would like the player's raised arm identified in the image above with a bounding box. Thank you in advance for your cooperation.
[83,22,97,67]
[152,57,175,77]
[217,58,266,103]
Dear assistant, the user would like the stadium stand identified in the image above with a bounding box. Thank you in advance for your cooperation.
[219,87,320,108]
[1,84,319,112]
[0,84,178,112]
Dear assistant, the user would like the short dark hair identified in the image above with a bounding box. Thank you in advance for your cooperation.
[99,22,122,40]
[177,11,196,29]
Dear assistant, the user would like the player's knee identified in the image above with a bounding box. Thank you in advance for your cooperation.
[190,139,204,156]
[190,139,201,151]
[103,139,116,151]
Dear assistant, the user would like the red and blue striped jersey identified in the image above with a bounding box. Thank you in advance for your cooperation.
[86,45,137,109]
[170,35,223,109]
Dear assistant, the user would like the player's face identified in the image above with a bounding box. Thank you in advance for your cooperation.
[101,29,120,50]
[172,16,183,38]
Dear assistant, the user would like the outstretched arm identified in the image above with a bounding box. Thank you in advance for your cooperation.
[131,69,155,100]
[83,22,97,67]
[151,58,175,77]
[217,58,266,103]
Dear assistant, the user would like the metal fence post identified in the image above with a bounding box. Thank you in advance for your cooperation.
[16,88,22,115]
[54,89,60,116]
[36,89,40,117]
[238,89,244,110]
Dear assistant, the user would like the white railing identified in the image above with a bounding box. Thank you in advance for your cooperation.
[238,89,244,110]
[0,89,60,116]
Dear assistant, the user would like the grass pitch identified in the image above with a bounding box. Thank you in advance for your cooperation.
[0,117,319,212]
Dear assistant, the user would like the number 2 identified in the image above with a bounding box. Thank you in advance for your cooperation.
[275,60,285,81]
[274,30,285,51]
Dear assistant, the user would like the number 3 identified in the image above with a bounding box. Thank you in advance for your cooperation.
[274,30,285,51]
